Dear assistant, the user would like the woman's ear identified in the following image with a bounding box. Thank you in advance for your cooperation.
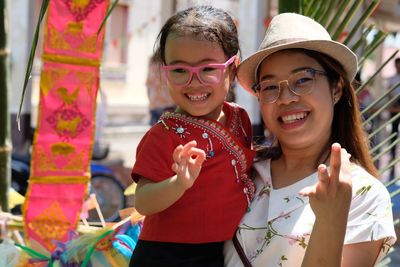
[333,77,344,104]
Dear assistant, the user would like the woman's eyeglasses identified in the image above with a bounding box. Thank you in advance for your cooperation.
[162,56,236,88]
[253,68,327,103]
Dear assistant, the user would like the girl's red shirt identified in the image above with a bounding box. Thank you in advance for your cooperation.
[131,102,255,243]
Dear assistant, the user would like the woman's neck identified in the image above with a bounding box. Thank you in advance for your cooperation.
[271,142,331,189]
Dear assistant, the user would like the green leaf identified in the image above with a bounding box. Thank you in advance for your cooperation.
[370,132,397,155]
[357,50,399,95]
[350,24,374,52]
[326,0,350,34]
[318,0,336,27]
[309,1,323,20]
[369,112,400,140]
[97,0,120,35]
[343,0,380,46]
[372,138,400,162]
[304,0,318,16]
[17,0,50,129]
[358,30,388,66]
[332,0,363,41]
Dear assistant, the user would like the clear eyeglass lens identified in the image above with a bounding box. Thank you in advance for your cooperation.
[168,68,190,85]
[199,67,221,84]
[258,69,317,103]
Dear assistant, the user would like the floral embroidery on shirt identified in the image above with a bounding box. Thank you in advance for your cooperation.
[171,124,191,139]
[380,237,394,255]
[278,255,288,266]
[283,195,306,204]
[230,162,396,267]
[258,183,271,199]
[355,184,372,197]
[241,212,310,261]
[159,109,256,203]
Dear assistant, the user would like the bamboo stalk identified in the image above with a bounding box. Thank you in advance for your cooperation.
[0,0,11,212]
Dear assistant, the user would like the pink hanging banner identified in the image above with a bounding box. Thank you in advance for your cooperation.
[24,0,109,253]
[44,0,108,63]
[24,182,88,252]
[31,61,99,178]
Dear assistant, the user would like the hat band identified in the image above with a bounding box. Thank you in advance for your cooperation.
[263,37,309,49]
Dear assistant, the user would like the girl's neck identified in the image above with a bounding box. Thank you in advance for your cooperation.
[175,105,226,125]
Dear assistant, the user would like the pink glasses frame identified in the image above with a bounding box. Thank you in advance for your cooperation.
[162,55,237,87]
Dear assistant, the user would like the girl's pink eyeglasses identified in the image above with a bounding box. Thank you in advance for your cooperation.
[162,56,236,87]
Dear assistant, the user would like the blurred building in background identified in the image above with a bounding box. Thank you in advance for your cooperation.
[9,0,400,152]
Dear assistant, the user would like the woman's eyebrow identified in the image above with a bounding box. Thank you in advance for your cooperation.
[259,66,316,81]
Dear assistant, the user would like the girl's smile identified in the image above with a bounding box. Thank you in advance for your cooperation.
[164,34,235,121]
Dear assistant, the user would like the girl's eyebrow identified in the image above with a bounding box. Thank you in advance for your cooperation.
[166,58,226,66]
[259,66,315,81]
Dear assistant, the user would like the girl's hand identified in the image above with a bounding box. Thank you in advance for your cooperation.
[171,140,206,190]
[299,143,352,223]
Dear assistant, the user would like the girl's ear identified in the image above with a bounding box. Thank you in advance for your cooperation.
[234,56,240,67]
[229,58,240,82]
[333,77,344,104]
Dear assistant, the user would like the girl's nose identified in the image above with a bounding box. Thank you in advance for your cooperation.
[185,72,204,87]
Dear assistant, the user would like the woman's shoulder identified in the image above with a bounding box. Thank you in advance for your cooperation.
[349,163,391,203]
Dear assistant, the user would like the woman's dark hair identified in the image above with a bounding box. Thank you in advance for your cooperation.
[256,48,379,177]
[154,5,239,64]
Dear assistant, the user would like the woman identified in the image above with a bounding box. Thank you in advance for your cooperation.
[224,13,396,267]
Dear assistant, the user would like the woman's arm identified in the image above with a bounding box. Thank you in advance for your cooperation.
[342,240,384,267]
[300,143,352,267]
[134,140,206,215]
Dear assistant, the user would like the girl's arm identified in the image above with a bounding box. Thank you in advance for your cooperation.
[300,143,352,267]
[134,140,206,215]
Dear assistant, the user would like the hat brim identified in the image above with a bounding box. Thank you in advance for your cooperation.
[237,40,358,96]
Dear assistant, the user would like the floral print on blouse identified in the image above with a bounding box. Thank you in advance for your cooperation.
[224,159,396,267]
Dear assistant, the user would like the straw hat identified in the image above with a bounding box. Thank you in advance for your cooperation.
[237,13,358,95]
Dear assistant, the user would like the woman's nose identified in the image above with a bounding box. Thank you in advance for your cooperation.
[275,80,299,104]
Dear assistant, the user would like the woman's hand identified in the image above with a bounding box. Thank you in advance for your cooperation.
[300,143,353,267]
[171,140,206,190]
[300,143,352,222]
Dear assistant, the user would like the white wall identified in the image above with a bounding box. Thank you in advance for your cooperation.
[9,0,31,114]
[236,0,268,125]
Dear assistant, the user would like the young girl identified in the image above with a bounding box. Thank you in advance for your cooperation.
[129,6,254,267]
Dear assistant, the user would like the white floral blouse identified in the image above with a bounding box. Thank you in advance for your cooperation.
[224,159,396,267]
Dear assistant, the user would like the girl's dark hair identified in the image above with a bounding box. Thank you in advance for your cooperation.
[256,48,379,177]
[154,5,239,63]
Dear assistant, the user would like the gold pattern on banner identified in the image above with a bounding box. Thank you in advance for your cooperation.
[75,71,96,95]
[63,0,104,22]
[51,142,76,156]
[49,26,98,54]
[63,150,86,171]
[46,101,91,140]
[30,176,90,183]
[41,69,70,96]
[42,54,101,67]
[56,87,80,105]
[36,146,58,171]
[36,146,86,172]
[71,0,91,11]
[27,202,71,251]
